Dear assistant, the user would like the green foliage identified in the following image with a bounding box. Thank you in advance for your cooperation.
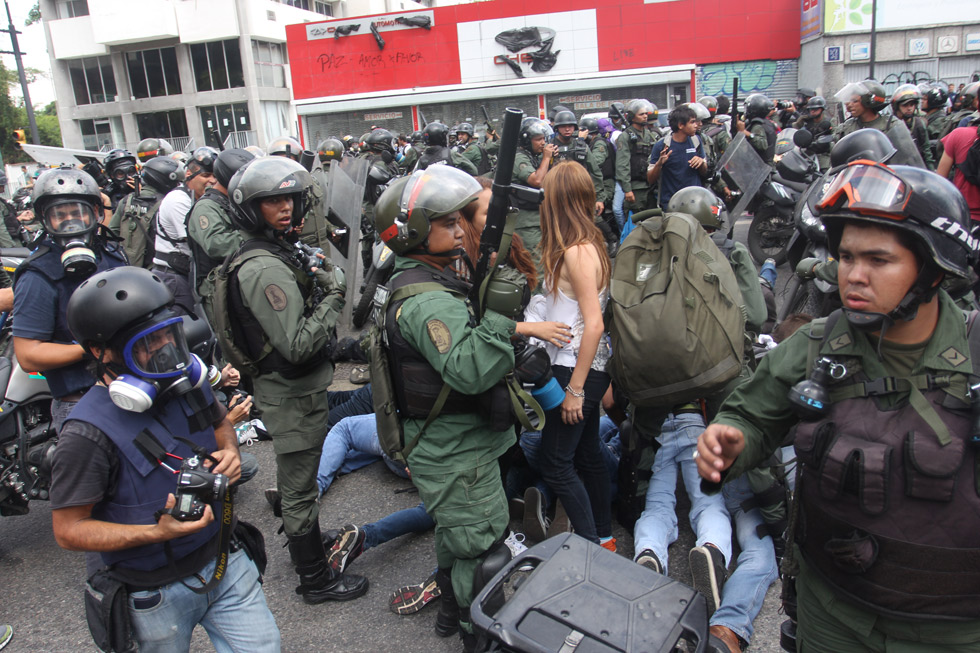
[26,3,41,27]
[0,61,62,165]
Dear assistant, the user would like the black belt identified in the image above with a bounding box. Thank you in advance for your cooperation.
[672,402,702,416]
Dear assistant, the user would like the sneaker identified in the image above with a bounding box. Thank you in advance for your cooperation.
[635,549,663,574]
[504,531,535,572]
[349,365,370,384]
[599,537,617,553]
[327,524,365,574]
[389,570,441,614]
[0,624,11,651]
[546,499,571,537]
[689,545,728,616]
[264,488,281,518]
[522,487,548,543]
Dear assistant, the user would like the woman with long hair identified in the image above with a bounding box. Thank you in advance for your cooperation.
[536,161,613,547]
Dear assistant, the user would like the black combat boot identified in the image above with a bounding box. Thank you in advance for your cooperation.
[287,520,369,605]
[434,567,459,637]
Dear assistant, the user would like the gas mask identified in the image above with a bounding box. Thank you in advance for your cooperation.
[108,317,208,413]
[42,200,99,276]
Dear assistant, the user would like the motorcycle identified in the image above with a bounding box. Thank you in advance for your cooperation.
[352,238,395,329]
[0,248,56,517]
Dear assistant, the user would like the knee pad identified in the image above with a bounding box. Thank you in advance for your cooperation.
[472,534,512,597]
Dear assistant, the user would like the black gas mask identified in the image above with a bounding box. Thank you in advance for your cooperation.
[42,199,99,276]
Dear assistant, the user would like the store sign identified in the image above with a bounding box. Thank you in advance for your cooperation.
[908,37,929,56]
[825,0,980,34]
[801,0,821,41]
[966,33,980,52]
[937,35,958,53]
[306,11,435,41]
[364,112,403,121]
[824,45,842,62]
[850,43,870,61]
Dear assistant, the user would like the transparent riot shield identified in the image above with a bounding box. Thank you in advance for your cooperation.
[717,132,771,221]
[324,157,369,260]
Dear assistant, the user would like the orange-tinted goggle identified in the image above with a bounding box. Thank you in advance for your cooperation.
[816,160,911,221]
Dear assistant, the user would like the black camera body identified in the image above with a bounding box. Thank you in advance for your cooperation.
[293,241,324,276]
[171,456,229,521]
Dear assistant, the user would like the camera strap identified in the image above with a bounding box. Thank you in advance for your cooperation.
[160,484,234,595]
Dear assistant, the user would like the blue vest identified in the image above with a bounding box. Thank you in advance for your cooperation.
[14,240,128,398]
[67,384,220,572]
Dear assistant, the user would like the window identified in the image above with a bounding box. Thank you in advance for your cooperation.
[56,0,89,19]
[78,117,122,151]
[135,110,189,141]
[252,41,286,88]
[199,103,251,144]
[280,0,333,16]
[190,40,244,92]
[67,56,116,105]
[313,1,333,16]
[126,47,181,99]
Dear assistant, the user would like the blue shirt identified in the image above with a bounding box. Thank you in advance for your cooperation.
[650,135,705,209]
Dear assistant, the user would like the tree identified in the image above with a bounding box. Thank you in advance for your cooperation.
[26,3,41,27]
[0,62,62,164]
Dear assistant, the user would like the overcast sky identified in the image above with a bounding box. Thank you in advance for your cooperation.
[1,2,57,109]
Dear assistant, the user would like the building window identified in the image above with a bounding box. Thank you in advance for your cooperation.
[126,47,181,99]
[190,40,244,92]
[135,110,189,141]
[252,41,286,88]
[199,103,251,145]
[279,0,333,16]
[56,0,89,19]
[78,117,121,151]
[67,56,116,105]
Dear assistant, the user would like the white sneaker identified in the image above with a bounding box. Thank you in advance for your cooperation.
[504,531,534,572]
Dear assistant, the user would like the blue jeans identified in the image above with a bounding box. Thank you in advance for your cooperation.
[316,413,406,495]
[363,502,434,551]
[127,549,280,652]
[632,412,732,568]
[710,474,779,644]
[759,259,778,287]
[613,182,626,231]
[327,384,374,429]
[539,366,612,543]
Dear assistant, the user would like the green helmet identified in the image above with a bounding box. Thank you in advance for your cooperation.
[228,157,313,233]
[698,96,718,115]
[667,186,729,234]
[317,138,344,163]
[267,136,303,161]
[375,166,481,255]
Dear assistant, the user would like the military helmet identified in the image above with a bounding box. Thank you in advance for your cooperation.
[409,130,424,144]
[267,136,303,161]
[553,110,577,128]
[422,122,449,147]
[667,187,729,234]
[141,157,186,194]
[213,148,255,189]
[744,94,774,120]
[806,96,827,110]
[698,96,718,115]
[187,146,218,174]
[816,162,977,279]
[136,138,174,162]
[836,80,889,112]
[103,149,137,175]
[519,118,553,151]
[687,102,711,122]
[455,122,475,137]
[921,84,949,111]
[625,99,657,124]
[170,151,190,166]
[548,105,571,123]
[375,166,481,255]
[228,157,313,233]
[796,87,816,104]
[608,101,626,123]
[317,138,345,163]
[960,81,980,109]
[244,145,266,158]
[365,128,397,155]
[32,167,104,239]
[891,83,921,111]
[829,128,896,169]
[579,117,599,135]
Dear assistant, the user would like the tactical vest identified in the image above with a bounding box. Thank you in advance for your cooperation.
[67,384,219,573]
[384,265,480,419]
[592,138,615,180]
[222,238,331,379]
[747,117,777,163]
[186,188,233,290]
[117,190,163,269]
[14,240,128,398]
[415,146,453,171]
[793,312,980,620]
[464,142,492,176]
[514,148,544,211]
[626,127,654,181]
[553,136,589,166]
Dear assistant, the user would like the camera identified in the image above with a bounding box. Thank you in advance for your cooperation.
[171,456,229,521]
[294,241,324,276]
[776,101,792,111]
[513,337,565,411]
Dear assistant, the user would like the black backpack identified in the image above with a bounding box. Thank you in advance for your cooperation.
[957,125,980,188]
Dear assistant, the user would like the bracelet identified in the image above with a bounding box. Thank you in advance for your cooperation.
[565,385,585,398]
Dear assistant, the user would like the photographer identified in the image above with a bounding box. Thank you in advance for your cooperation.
[50,267,279,652]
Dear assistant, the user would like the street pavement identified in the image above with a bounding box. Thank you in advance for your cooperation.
[0,217,796,652]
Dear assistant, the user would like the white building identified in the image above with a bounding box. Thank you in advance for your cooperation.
[40,0,428,153]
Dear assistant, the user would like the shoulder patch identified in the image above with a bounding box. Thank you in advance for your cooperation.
[940,346,967,367]
[198,214,210,230]
[426,319,452,354]
[828,333,852,351]
[264,284,288,311]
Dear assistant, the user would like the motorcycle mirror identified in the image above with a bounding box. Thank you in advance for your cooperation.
[793,129,813,149]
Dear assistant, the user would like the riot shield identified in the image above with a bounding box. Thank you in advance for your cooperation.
[324,157,370,259]
[717,132,770,221]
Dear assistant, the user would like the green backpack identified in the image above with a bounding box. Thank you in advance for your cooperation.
[117,193,164,268]
[608,209,746,407]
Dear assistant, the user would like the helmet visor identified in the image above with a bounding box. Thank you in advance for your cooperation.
[43,200,97,236]
[111,165,137,181]
[834,82,869,105]
[123,317,193,378]
[817,161,910,220]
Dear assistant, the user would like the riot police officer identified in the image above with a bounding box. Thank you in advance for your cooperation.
[136,137,174,163]
[414,122,478,175]
[921,83,949,160]
[400,130,423,173]
[102,148,139,210]
[552,110,606,214]
[699,95,732,158]
[834,80,925,167]
[453,122,492,175]
[358,128,402,276]
[736,94,777,165]
[512,118,554,265]
[892,84,935,169]
[615,99,660,214]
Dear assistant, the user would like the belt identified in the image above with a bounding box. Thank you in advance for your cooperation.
[672,402,702,416]
[151,264,172,274]
[57,392,86,402]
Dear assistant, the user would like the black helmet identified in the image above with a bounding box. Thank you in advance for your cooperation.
[698,96,718,116]
[625,99,657,124]
[829,129,896,168]
[608,101,626,123]
[422,122,449,147]
[817,162,976,281]
[365,128,397,155]
[187,146,218,174]
[579,117,599,135]
[213,148,256,189]
[921,84,949,111]
[32,167,103,241]
[317,138,345,163]
[409,130,423,144]
[553,110,577,128]
[891,83,921,112]
[806,96,827,110]
[141,157,186,194]
[744,94,774,120]
[548,105,571,123]
[519,118,553,151]
[103,148,137,172]
[959,81,980,109]
[136,138,174,162]
[796,87,816,104]
[374,167,481,255]
[228,157,313,233]
[667,187,729,235]
[267,136,303,160]
[455,122,475,137]
[68,267,174,350]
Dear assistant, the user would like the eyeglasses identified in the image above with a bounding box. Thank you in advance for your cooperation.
[817,160,910,220]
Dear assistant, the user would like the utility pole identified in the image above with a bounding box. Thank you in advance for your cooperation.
[868,0,878,80]
[1,0,40,145]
